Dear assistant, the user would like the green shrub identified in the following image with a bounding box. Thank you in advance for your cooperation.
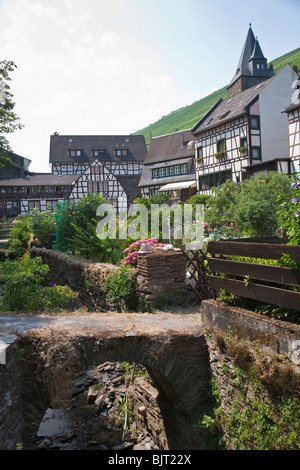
[5,216,32,258]
[277,173,300,245]
[0,254,78,312]
[105,265,137,311]
[30,208,56,246]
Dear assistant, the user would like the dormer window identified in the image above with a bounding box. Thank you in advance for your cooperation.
[69,149,82,157]
[93,149,106,157]
[115,148,128,157]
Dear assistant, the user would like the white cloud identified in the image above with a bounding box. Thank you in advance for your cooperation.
[0,0,186,172]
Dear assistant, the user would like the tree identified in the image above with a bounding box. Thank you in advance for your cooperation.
[0,60,24,152]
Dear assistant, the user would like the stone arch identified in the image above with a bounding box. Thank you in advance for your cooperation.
[21,329,211,450]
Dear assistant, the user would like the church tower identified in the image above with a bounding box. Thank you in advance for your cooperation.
[227,24,275,98]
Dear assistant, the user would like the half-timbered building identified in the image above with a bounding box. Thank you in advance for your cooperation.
[283,102,300,174]
[138,129,196,202]
[0,172,77,218]
[0,134,147,218]
[192,25,299,193]
[49,134,147,211]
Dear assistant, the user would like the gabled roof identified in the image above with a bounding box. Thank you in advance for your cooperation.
[192,77,273,135]
[49,135,147,164]
[143,129,195,165]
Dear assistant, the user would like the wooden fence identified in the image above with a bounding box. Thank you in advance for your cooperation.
[181,247,214,302]
[207,240,300,311]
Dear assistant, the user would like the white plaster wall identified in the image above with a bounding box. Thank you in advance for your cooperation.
[259,65,299,162]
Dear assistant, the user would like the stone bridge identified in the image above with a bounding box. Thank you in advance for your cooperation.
[0,309,212,450]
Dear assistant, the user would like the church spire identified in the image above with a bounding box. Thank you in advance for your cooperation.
[227,24,274,97]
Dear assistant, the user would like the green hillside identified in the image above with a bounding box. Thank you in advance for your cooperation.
[135,48,300,146]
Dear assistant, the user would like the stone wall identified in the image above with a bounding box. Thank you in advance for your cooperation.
[128,376,169,450]
[0,335,23,450]
[30,246,188,306]
[201,299,300,449]
[30,247,119,310]
[201,299,300,364]
[136,249,187,301]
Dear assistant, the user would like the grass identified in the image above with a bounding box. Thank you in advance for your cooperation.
[134,47,300,146]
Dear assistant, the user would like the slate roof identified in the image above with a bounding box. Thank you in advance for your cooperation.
[0,173,79,187]
[143,129,195,165]
[49,135,147,164]
[192,77,273,135]
[227,25,273,88]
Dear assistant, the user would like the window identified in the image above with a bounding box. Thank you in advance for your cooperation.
[88,182,108,193]
[28,201,40,211]
[181,163,188,174]
[199,175,209,190]
[91,165,104,175]
[240,137,247,147]
[115,148,128,157]
[150,188,160,196]
[252,147,261,160]
[152,163,189,178]
[250,116,260,129]
[197,147,203,160]
[217,139,226,152]
[69,149,82,157]
[257,64,260,69]
[93,149,106,157]
[46,201,58,210]
[199,170,232,190]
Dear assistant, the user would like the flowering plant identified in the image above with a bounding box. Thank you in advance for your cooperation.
[277,173,300,245]
[214,222,241,239]
[121,238,167,266]
[214,150,227,159]
[238,146,248,154]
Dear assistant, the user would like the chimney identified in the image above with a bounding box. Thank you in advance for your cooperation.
[292,65,298,74]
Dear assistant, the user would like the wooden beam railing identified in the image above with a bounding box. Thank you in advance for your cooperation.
[207,240,300,311]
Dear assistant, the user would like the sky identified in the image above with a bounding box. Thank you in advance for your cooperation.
[0,0,299,172]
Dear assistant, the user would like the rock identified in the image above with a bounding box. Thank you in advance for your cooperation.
[87,386,99,404]
[112,442,134,450]
[140,243,154,252]
[132,443,145,450]
[95,393,106,407]
[36,409,72,438]
[71,385,86,397]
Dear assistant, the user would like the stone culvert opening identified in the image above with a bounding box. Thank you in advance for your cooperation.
[20,327,212,450]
